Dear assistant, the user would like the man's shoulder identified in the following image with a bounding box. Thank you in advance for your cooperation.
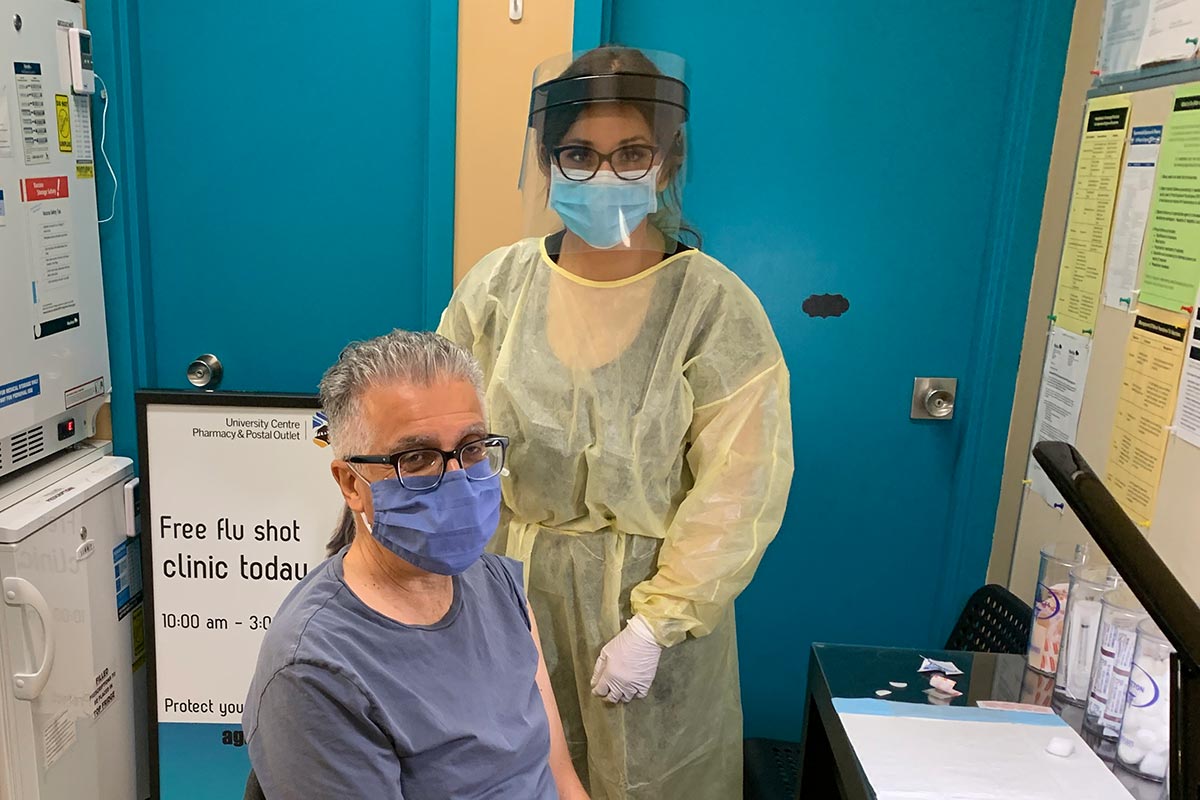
[257,556,351,672]
[469,553,530,628]
[476,551,521,581]
[470,553,524,597]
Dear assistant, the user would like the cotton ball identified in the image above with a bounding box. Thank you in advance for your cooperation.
[1045,737,1075,758]
[1135,727,1160,750]
[1140,751,1168,779]
[1118,740,1146,766]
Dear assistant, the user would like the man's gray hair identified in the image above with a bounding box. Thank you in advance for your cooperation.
[319,330,485,556]
[319,329,485,459]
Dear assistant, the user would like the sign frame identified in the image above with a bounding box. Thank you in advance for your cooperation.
[135,389,328,800]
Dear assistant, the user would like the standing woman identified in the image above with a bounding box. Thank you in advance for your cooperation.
[439,47,793,799]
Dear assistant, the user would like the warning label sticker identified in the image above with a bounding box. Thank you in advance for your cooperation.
[55,94,72,152]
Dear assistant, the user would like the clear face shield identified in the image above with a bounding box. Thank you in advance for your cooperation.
[519,48,690,257]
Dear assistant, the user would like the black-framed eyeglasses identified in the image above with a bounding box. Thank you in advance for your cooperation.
[347,435,509,491]
[552,144,660,181]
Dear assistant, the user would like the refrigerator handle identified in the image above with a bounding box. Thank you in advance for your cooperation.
[3,577,56,701]
[123,477,140,538]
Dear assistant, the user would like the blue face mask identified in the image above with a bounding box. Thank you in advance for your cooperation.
[356,462,500,576]
[549,166,660,249]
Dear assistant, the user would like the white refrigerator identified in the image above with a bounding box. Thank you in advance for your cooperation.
[0,446,147,799]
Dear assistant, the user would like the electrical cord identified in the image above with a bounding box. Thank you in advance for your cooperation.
[93,74,117,224]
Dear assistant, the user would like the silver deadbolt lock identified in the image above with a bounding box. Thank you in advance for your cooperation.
[911,377,957,420]
[186,354,223,389]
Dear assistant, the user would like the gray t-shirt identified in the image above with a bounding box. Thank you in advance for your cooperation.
[243,550,556,799]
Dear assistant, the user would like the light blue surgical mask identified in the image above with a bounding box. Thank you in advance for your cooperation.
[549,166,660,249]
[355,461,500,576]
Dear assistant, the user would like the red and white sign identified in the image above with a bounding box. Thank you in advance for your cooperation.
[20,176,69,201]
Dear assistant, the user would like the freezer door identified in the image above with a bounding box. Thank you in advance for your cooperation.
[0,482,137,799]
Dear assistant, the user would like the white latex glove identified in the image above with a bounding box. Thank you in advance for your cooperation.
[590,614,663,704]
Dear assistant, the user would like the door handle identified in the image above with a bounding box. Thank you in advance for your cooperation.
[186,354,223,389]
[4,577,56,701]
[911,377,957,420]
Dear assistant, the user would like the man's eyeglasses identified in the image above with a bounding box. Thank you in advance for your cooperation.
[347,435,509,491]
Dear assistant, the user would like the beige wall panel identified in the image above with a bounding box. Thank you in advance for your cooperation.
[453,0,574,285]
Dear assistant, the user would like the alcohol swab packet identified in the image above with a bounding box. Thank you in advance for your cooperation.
[918,656,963,676]
[929,674,961,695]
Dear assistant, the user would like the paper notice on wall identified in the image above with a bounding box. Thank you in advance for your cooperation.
[42,711,77,771]
[23,186,80,338]
[1103,126,1163,310]
[1106,308,1189,525]
[1137,0,1200,66]
[1170,303,1200,446]
[1139,84,1200,311]
[1101,0,1154,75]
[1053,96,1132,336]
[14,62,49,166]
[1027,328,1093,508]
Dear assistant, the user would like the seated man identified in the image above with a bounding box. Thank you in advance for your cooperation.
[243,330,587,799]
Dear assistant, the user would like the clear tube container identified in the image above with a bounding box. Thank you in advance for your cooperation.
[1027,543,1088,675]
[1054,565,1120,705]
[1020,664,1056,708]
[1085,585,1148,738]
[1117,619,1174,782]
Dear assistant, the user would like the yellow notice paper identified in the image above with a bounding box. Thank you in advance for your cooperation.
[1053,95,1132,335]
[1106,306,1189,525]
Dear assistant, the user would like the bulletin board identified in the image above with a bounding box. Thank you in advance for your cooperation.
[1011,69,1200,606]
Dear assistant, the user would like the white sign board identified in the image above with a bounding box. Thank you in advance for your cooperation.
[140,394,339,731]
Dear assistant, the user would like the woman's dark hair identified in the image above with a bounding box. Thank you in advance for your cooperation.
[535,46,699,248]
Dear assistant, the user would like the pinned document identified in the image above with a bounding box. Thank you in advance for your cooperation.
[1027,328,1092,508]
[1106,307,1189,524]
[1053,96,1131,335]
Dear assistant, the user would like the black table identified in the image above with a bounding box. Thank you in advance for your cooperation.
[797,643,1165,800]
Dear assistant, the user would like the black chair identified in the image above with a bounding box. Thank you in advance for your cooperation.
[745,584,1034,798]
[943,583,1032,655]
[244,769,266,800]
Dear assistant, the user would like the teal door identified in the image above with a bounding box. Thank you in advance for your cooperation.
[92,0,457,463]
[88,2,458,797]
[593,1,1075,737]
